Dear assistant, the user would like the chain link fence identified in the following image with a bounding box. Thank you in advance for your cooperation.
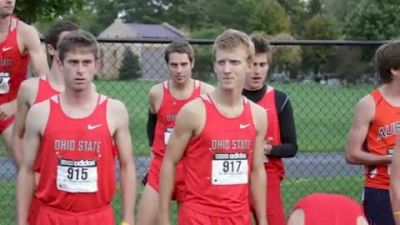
[0,39,384,224]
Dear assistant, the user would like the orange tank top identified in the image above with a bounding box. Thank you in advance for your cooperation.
[365,89,400,190]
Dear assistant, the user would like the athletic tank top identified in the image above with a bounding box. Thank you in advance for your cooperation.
[365,90,400,190]
[152,80,201,157]
[33,77,60,104]
[257,87,284,178]
[35,95,117,211]
[0,16,30,104]
[182,95,256,217]
[293,193,365,225]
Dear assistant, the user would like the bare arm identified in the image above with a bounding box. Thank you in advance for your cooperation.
[11,79,38,168]
[345,96,391,165]
[109,100,136,225]
[146,84,162,147]
[16,103,47,225]
[20,24,49,77]
[158,100,203,225]
[250,104,268,225]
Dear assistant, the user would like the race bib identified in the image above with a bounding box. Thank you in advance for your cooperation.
[56,159,98,193]
[164,127,173,144]
[0,72,10,94]
[212,153,248,185]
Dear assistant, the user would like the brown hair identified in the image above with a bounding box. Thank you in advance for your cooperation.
[212,29,255,63]
[58,30,99,62]
[164,40,194,63]
[375,41,400,83]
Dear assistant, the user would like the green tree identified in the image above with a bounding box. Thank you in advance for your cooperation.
[301,14,340,75]
[307,0,322,17]
[119,47,141,80]
[344,0,400,40]
[277,0,307,37]
[15,0,82,24]
[271,33,302,79]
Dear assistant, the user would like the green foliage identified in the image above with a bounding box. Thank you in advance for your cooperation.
[15,0,82,24]
[277,0,308,37]
[118,47,141,80]
[301,14,340,75]
[271,33,302,79]
[344,0,400,40]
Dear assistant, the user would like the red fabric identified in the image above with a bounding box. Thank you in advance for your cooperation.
[152,80,201,157]
[28,195,40,225]
[365,89,399,190]
[178,205,251,225]
[35,95,117,211]
[33,77,61,104]
[293,193,365,225]
[0,16,30,104]
[182,95,256,217]
[0,114,14,133]
[146,156,186,201]
[257,87,284,179]
[36,204,114,225]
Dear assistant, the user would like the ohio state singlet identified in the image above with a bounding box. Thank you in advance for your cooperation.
[257,87,284,178]
[33,77,60,104]
[365,89,400,190]
[35,95,117,211]
[0,16,29,104]
[152,80,201,157]
[182,95,256,217]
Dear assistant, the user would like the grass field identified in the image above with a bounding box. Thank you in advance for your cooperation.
[0,176,364,224]
[0,80,373,156]
[94,80,373,155]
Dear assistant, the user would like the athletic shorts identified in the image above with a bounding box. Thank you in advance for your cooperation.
[35,204,114,225]
[178,205,251,225]
[251,173,285,225]
[147,156,185,201]
[363,187,395,225]
[0,115,14,134]
[28,196,40,225]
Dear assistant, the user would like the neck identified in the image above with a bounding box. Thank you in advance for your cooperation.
[243,84,266,92]
[213,86,243,106]
[63,87,96,106]
[382,79,400,96]
[0,15,10,30]
[47,62,65,90]
[170,79,193,91]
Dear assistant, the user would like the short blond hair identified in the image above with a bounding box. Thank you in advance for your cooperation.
[212,29,255,63]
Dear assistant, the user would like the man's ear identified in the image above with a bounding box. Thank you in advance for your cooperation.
[47,44,56,56]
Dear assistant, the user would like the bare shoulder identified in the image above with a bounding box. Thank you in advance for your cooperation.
[18,21,39,42]
[148,83,163,99]
[354,94,375,119]
[19,77,40,105]
[107,98,128,117]
[179,97,204,117]
[249,101,267,130]
[26,99,50,130]
[200,81,215,94]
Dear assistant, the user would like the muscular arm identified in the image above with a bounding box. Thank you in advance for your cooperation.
[146,84,162,146]
[345,96,391,165]
[16,103,47,225]
[158,100,203,225]
[250,104,268,225]
[109,100,136,225]
[269,91,297,158]
[11,79,38,168]
[21,24,49,77]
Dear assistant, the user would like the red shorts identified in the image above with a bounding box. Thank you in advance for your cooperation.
[28,196,40,225]
[36,204,114,225]
[251,173,285,225]
[147,156,185,201]
[178,206,251,225]
[0,115,14,134]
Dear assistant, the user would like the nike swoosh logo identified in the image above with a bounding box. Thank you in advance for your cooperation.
[240,123,250,129]
[87,124,102,130]
[2,47,12,52]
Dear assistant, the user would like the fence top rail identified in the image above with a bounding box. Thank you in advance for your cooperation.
[93,37,391,46]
